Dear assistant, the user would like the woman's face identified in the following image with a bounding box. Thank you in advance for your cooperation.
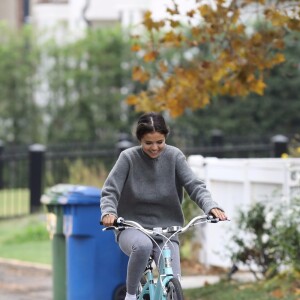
[140,132,166,159]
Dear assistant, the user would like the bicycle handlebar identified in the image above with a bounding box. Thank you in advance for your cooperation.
[100,215,229,236]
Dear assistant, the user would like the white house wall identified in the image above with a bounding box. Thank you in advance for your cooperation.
[31,0,200,32]
[33,3,69,29]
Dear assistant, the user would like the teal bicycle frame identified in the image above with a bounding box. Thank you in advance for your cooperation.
[138,246,174,300]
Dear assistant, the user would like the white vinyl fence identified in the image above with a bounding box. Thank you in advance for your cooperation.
[187,156,300,268]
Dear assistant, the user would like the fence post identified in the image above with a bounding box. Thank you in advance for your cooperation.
[210,129,224,158]
[0,140,3,189]
[29,144,46,213]
[271,135,289,158]
[116,133,134,156]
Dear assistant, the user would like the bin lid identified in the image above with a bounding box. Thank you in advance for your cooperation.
[40,184,78,205]
[64,185,101,205]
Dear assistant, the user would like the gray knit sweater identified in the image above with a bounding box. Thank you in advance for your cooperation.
[100,145,221,229]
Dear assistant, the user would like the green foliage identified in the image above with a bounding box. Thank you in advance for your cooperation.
[43,26,135,143]
[0,214,51,264]
[172,31,300,142]
[0,23,299,145]
[230,202,279,278]
[272,199,300,272]
[182,192,203,223]
[184,271,300,300]
[5,221,49,244]
[45,157,112,188]
[68,159,108,187]
[0,23,138,144]
[180,193,203,260]
[1,23,299,145]
[0,23,42,143]
[229,199,300,279]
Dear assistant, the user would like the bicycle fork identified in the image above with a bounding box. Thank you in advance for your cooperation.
[138,245,174,300]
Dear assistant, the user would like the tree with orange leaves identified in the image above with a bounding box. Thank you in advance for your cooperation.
[126,0,300,117]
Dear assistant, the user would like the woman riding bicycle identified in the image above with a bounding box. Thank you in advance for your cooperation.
[100,112,227,300]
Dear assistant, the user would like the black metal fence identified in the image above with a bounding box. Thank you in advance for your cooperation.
[45,142,117,186]
[0,134,290,218]
[0,144,29,218]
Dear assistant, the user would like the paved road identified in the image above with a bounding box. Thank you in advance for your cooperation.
[0,259,221,300]
[0,258,256,299]
[0,259,52,300]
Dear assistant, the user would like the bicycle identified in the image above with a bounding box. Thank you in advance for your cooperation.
[102,214,227,300]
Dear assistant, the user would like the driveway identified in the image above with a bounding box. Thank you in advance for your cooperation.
[0,257,255,299]
[0,258,52,300]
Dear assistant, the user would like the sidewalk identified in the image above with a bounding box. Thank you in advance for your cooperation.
[181,270,256,289]
[181,275,220,289]
[0,257,256,299]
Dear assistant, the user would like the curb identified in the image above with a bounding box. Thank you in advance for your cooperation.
[0,257,52,273]
[181,274,220,289]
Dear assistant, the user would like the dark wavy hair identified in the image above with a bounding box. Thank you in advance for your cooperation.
[135,112,170,141]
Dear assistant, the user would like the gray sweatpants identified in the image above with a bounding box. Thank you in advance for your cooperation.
[118,228,181,295]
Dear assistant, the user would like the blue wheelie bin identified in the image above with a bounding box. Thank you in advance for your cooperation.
[63,185,128,300]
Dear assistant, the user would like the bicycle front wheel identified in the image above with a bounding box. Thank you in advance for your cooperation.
[165,278,184,300]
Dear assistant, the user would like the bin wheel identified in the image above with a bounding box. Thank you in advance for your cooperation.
[113,284,127,300]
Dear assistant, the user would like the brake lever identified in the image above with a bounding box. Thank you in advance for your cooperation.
[100,217,126,232]
[207,215,230,223]
[102,226,116,231]
[207,215,220,223]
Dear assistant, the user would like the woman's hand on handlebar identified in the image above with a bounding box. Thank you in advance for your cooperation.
[102,214,117,227]
[210,208,228,221]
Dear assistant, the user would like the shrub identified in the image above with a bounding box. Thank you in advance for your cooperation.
[228,199,300,279]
